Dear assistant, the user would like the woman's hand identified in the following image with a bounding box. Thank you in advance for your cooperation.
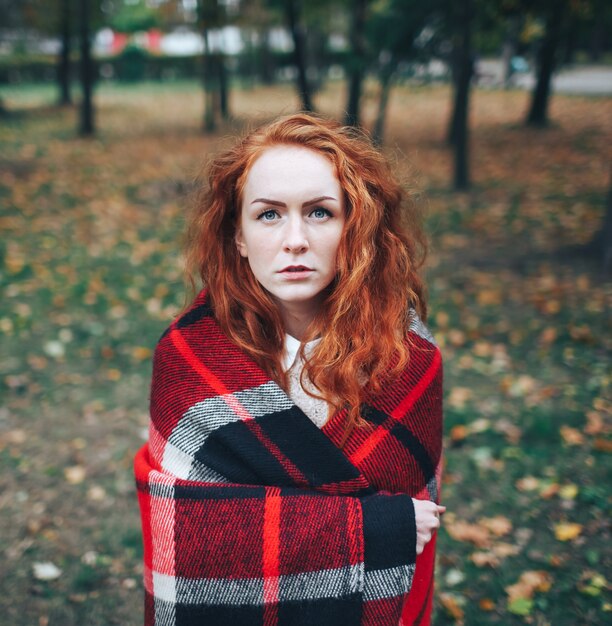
[413,499,446,555]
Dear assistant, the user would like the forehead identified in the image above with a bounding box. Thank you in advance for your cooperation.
[241,145,340,200]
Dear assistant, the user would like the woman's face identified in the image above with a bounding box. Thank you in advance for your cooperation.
[236,145,345,332]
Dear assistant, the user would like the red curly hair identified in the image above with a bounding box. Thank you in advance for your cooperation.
[185,113,428,437]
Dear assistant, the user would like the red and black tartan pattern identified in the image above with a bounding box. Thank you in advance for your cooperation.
[135,290,443,626]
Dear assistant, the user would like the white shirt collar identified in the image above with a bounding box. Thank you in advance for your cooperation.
[282,334,320,372]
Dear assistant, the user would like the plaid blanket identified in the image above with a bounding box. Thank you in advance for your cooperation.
[135,290,443,626]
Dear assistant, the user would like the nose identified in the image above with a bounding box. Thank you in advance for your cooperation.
[283,216,309,253]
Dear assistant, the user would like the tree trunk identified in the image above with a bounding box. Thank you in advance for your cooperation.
[586,168,612,272]
[446,53,460,145]
[78,0,94,136]
[58,0,72,106]
[603,174,612,271]
[588,22,604,62]
[218,54,229,120]
[344,0,368,127]
[284,0,312,112]
[202,28,218,132]
[372,62,394,146]
[452,0,473,191]
[526,6,565,127]
[260,28,275,85]
[588,0,606,62]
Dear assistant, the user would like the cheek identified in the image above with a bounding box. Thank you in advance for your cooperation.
[325,229,344,261]
[245,234,276,265]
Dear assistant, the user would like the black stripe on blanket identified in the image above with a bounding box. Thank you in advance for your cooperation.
[362,405,436,483]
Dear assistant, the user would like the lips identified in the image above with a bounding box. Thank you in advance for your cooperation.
[280,265,313,273]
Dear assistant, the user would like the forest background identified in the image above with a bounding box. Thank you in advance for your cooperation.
[0,0,610,624]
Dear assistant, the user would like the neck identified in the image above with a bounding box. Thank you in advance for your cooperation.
[277,302,320,341]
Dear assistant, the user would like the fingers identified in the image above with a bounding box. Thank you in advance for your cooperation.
[414,502,447,555]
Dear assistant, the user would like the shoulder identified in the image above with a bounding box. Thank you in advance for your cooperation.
[407,308,438,348]
[158,289,213,343]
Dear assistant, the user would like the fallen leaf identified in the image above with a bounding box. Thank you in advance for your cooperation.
[584,411,605,435]
[106,368,121,381]
[539,327,557,344]
[559,483,578,500]
[64,465,86,484]
[505,570,552,603]
[492,542,521,558]
[43,340,65,359]
[479,515,512,537]
[447,329,467,346]
[445,568,465,586]
[516,476,540,492]
[88,485,107,501]
[593,438,612,453]
[539,482,560,499]
[508,597,533,616]
[450,425,469,442]
[479,598,495,611]
[471,551,499,567]
[508,375,537,398]
[448,387,472,409]
[446,520,491,548]
[554,522,582,541]
[471,542,520,567]
[5,429,27,445]
[578,573,608,597]
[560,425,584,446]
[33,562,62,581]
[477,289,502,306]
[439,592,465,621]
[494,418,522,444]
[131,346,152,361]
[469,418,491,433]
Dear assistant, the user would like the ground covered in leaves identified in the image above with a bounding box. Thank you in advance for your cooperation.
[0,80,610,625]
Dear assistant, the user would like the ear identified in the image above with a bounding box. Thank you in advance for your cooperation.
[235,226,248,258]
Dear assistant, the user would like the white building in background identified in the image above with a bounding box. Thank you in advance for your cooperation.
[93,25,295,58]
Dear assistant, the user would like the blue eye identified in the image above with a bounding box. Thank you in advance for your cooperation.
[311,207,331,219]
[258,210,278,221]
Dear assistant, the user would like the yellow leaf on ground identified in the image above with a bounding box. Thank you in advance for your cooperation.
[554,522,583,541]
[559,483,578,500]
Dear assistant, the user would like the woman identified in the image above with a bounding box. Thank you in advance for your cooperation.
[135,113,444,626]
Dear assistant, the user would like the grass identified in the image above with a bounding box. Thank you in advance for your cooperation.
[0,79,610,625]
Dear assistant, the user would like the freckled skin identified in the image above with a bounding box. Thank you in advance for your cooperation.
[236,146,345,338]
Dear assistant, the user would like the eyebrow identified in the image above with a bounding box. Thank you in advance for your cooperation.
[250,196,337,208]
